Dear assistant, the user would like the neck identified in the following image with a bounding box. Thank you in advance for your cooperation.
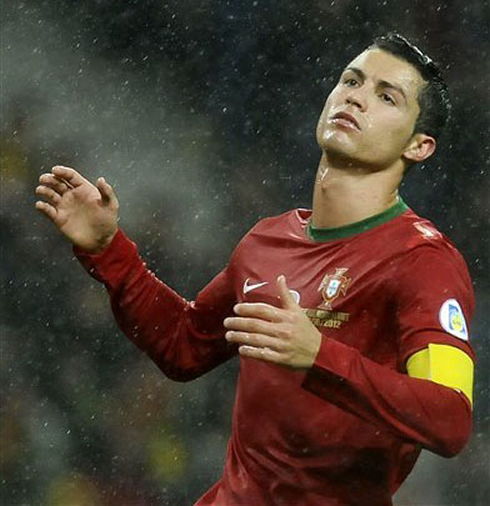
[311,151,404,228]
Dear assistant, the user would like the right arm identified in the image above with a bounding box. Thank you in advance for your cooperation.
[35,166,238,381]
[74,229,238,380]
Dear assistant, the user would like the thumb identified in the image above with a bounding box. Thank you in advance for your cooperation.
[96,177,115,203]
[277,275,298,310]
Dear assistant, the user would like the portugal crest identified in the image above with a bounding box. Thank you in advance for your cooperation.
[318,268,351,309]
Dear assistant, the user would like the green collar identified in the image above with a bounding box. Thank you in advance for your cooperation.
[307,197,409,242]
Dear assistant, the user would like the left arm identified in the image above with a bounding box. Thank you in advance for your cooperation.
[225,276,473,457]
[300,336,472,458]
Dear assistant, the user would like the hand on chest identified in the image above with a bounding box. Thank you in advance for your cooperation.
[239,265,354,332]
[236,255,391,349]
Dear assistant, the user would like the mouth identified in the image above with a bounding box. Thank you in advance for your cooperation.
[330,111,361,131]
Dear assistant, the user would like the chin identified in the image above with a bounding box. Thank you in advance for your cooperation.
[318,139,376,169]
[318,131,357,157]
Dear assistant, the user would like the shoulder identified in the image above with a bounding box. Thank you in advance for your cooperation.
[229,208,306,262]
[392,208,470,276]
[387,210,475,319]
[249,208,309,234]
[232,208,309,245]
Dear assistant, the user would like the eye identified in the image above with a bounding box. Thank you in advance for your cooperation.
[380,93,396,105]
[343,78,359,87]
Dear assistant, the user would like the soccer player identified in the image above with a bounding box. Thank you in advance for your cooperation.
[35,33,475,505]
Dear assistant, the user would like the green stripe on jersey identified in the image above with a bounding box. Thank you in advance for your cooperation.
[307,197,409,242]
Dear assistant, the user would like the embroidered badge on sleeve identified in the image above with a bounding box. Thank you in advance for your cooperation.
[439,298,469,341]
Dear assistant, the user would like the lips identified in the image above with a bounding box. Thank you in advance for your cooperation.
[330,111,360,130]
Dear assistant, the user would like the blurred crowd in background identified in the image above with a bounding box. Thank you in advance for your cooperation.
[1,1,489,504]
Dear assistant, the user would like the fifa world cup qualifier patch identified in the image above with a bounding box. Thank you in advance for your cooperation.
[439,299,469,341]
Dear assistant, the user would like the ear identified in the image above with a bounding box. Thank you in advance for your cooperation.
[402,133,436,164]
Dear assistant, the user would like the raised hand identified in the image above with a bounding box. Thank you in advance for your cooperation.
[35,165,119,253]
[224,275,323,369]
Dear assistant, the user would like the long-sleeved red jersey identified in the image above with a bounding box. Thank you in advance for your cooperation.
[74,198,475,505]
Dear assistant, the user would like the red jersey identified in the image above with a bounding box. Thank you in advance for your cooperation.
[74,198,475,505]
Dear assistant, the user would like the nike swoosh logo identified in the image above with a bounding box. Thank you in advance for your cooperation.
[243,278,268,294]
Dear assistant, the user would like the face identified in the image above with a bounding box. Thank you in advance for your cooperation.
[316,48,428,169]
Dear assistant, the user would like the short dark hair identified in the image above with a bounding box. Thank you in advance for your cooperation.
[370,33,451,140]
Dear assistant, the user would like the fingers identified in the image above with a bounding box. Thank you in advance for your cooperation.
[35,200,58,221]
[224,316,278,337]
[226,331,284,352]
[39,173,71,195]
[35,185,62,207]
[238,345,283,364]
[96,177,116,204]
[233,302,286,322]
[277,275,298,310]
[51,165,86,188]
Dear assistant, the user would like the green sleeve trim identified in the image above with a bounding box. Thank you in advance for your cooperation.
[307,197,409,242]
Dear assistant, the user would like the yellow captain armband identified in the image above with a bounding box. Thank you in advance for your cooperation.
[406,344,474,407]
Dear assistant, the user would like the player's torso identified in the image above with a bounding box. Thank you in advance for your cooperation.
[232,208,403,365]
[225,208,431,490]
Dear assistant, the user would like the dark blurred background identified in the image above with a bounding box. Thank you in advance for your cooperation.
[1,1,489,504]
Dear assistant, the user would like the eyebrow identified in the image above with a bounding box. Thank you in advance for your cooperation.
[344,66,408,104]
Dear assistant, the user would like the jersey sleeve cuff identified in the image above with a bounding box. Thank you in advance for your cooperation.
[302,337,359,395]
[72,228,140,286]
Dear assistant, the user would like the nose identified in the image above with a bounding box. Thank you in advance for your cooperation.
[345,87,367,112]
